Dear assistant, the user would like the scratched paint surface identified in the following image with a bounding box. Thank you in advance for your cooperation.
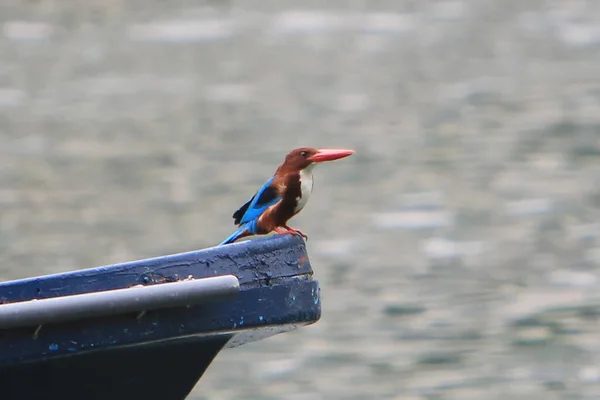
[1,1,600,399]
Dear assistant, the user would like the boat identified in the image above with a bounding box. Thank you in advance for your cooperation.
[0,235,320,399]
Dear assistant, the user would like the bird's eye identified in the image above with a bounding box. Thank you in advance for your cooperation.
[300,151,308,158]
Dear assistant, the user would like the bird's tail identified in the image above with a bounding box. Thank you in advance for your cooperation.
[219,221,257,246]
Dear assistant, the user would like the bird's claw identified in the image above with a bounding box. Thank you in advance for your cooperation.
[273,226,308,240]
[284,226,308,241]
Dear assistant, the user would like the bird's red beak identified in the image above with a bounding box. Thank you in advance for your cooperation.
[309,148,355,163]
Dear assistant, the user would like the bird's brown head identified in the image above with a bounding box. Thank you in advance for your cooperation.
[280,147,355,172]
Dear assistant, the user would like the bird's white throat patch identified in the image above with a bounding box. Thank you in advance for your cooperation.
[295,164,314,213]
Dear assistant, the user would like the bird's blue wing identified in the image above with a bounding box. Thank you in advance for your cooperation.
[232,176,281,225]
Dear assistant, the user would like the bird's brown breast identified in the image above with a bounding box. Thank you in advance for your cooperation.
[257,173,301,231]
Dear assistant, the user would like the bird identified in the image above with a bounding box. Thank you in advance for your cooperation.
[219,147,355,245]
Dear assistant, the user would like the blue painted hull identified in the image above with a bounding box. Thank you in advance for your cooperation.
[0,235,320,399]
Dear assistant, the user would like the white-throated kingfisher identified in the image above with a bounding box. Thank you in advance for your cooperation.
[219,147,355,245]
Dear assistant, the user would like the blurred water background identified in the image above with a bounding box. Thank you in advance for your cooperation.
[1,1,600,399]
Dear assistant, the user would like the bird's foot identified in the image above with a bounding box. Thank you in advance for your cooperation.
[273,227,288,235]
[284,225,308,240]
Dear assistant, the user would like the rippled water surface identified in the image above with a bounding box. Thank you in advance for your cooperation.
[1,1,600,399]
